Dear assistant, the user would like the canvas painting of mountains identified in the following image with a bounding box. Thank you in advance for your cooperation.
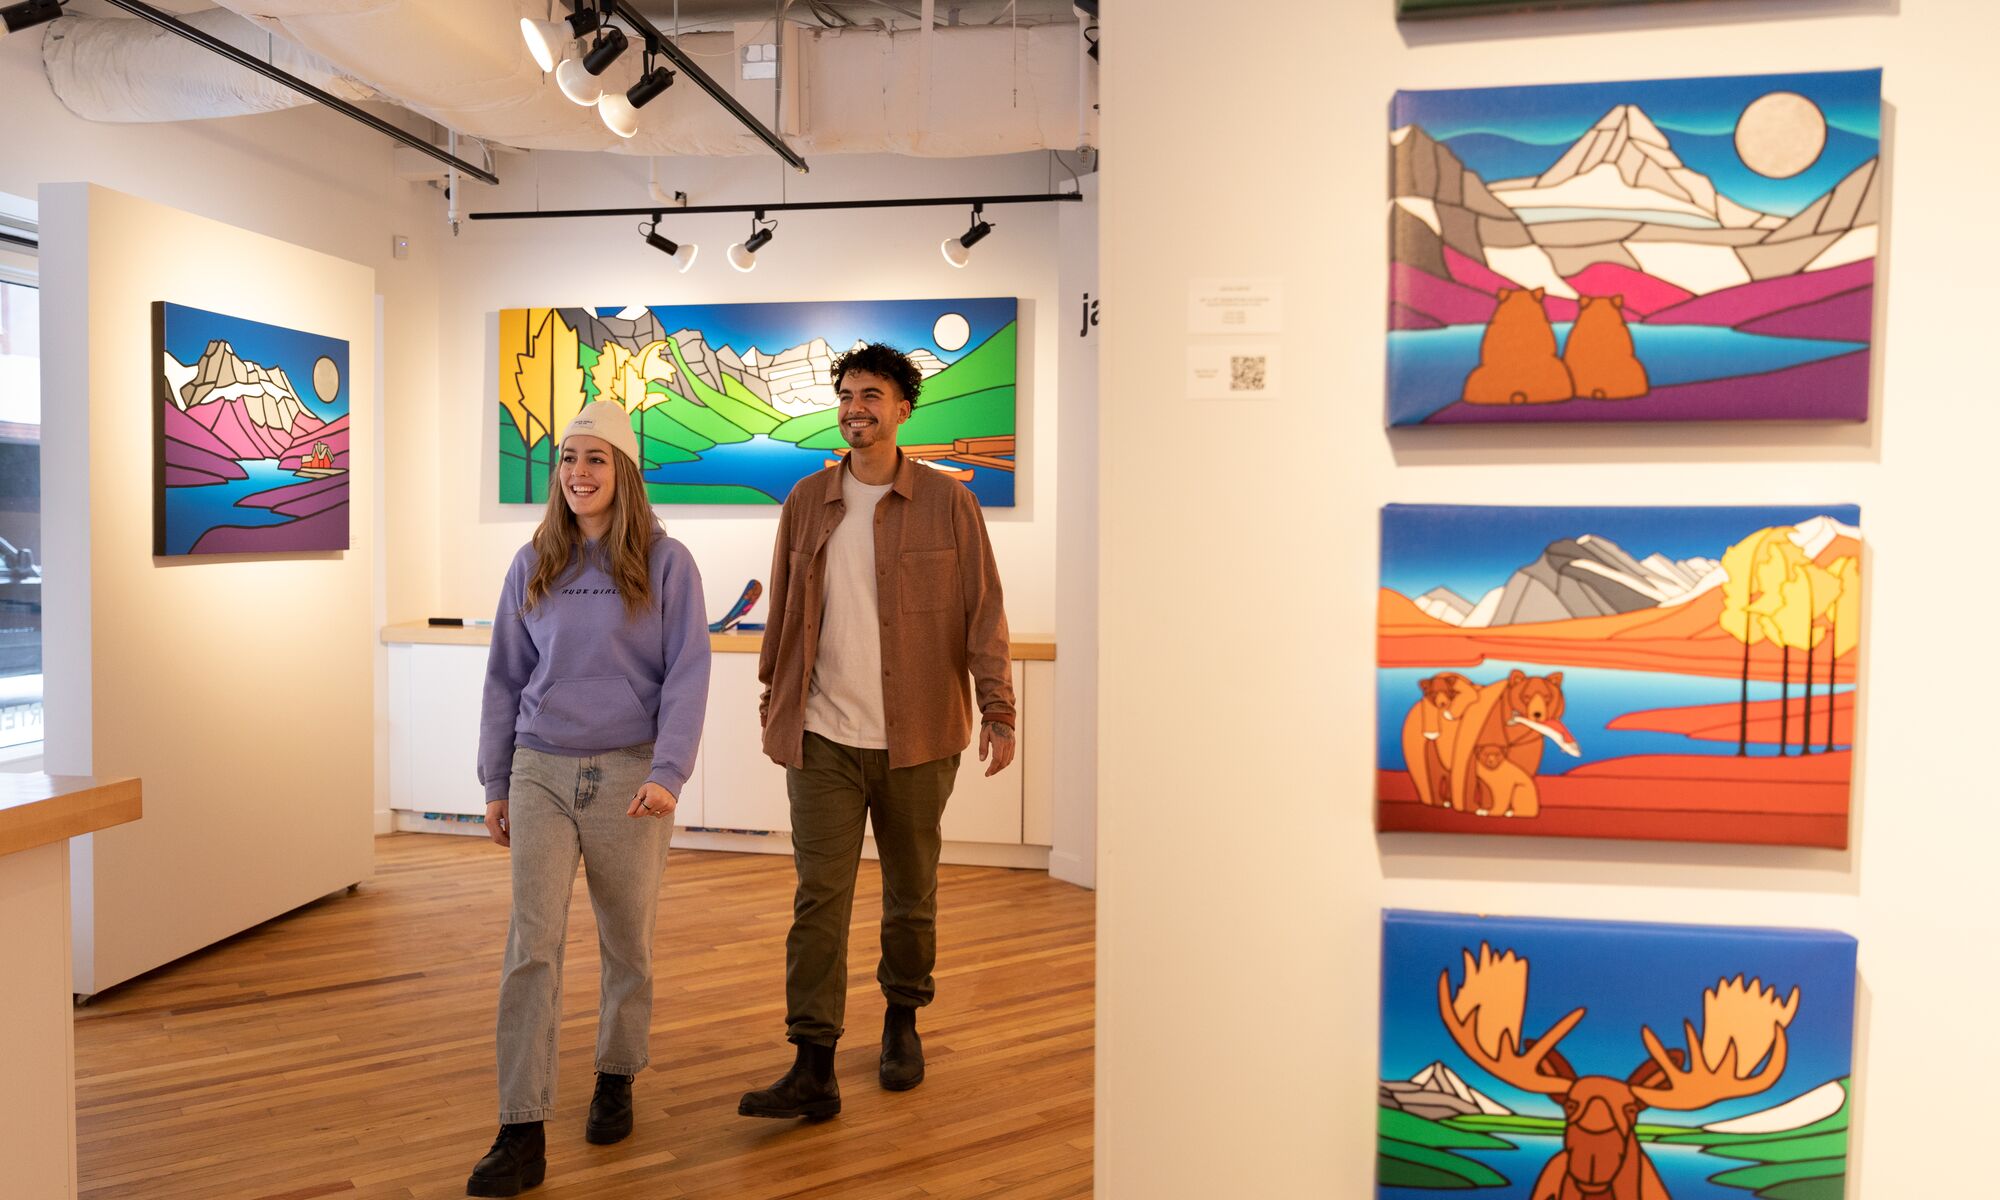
[1377,504,1862,848]
[1379,909,1857,1200]
[498,299,1018,506]
[153,302,351,556]
[1388,70,1881,426]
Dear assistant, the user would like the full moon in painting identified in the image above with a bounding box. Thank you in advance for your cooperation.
[1734,92,1828,179]
[312,355,341,405]
[932,312,970,353]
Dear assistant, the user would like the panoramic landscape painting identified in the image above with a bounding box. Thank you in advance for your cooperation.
[1379,909,1857,1200]
[497,298,1018,506]
[1388,69,1880,425]
[1377,504,1862,848]
[154,302,351,556]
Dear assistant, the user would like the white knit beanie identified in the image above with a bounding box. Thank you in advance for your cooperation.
[560,400,641,467]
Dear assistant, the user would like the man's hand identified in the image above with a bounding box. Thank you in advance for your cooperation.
[979,721,1016,777]
[629,781,678,820]
[486,799,511,848]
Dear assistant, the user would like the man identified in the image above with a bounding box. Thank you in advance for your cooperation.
[739,342,1015,1120]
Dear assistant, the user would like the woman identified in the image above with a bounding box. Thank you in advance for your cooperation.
[467,401,711,1197]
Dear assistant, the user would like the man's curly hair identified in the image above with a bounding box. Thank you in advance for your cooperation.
[831,342,922,407]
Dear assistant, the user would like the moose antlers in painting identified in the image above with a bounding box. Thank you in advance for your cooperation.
[1438,944,1799,1200]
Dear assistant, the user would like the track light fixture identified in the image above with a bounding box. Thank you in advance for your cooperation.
[640,218,698,274]
[582,23,628,75]
[628,54,675,109]
[1,0,62,35]
[941,206,993,268]
[727,214,777,273]
[523,3,602,74]
[599,89,640,138]
[556,54,603,105]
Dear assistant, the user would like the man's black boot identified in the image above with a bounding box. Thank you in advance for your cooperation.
[585,1071,634,1145]
[466,1121,546,1197]
[737,1040,841,1119]
[879,1004,925,1091]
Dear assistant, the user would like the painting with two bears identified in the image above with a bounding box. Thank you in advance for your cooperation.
[1388,69,1880,426]
[1376,504,1861,848]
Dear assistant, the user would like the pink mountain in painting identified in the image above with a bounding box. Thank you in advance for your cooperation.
[164,340,326,462]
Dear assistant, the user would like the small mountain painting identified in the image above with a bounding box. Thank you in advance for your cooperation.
[1379,909,1858,1199]
[1377,504,1862,848]
[497,299,1018,506]
[152,302,351,556]
[1388,69,1880,425]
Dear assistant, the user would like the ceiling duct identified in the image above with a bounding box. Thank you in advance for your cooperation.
[38,2,1099,157]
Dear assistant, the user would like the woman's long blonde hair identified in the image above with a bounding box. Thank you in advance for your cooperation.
[523,447,660,618]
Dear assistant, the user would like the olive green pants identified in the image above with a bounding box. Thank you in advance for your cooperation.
[784,732,959,1047]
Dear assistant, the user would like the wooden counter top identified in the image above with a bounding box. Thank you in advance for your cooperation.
[0,774,142,858]
[382,622,1056,660]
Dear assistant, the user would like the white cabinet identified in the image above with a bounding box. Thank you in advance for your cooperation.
[385,632,1051,867]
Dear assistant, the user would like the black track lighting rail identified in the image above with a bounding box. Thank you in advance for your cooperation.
[101,0,499,185]
[600,0,808,174]
[0,230,37,252]
[468,192,1081,222]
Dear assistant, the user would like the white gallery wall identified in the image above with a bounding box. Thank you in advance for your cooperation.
[0,26,448,831]
[40,184,376,993]
[1098,0,1994,1196]
[429,149,1072,635]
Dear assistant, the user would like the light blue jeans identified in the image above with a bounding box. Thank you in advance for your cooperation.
[495,745,669,1123]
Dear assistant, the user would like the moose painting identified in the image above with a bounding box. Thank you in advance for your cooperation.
[1379,910,1858,1199]
[1377,504,1862,848]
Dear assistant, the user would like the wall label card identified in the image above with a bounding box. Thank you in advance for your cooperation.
[1188,278,1284,335]
[1185,342,1281,400]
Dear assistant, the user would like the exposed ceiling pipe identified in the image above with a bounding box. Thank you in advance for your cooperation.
[41,6,377,124]
[39,3,1098,158]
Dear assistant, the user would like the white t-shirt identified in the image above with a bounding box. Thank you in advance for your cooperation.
[803,467,894,748]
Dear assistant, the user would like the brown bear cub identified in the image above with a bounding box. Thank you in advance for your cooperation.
[1562,294,1649,401]
[1462,288,1575,405]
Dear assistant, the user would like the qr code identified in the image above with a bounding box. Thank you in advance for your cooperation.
[1229,355,1267,392]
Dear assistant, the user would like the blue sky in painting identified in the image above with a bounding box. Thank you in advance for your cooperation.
[1380,504,1861,604]
[606,297,1018,365]
[1392,69,1881,217]
[160,302,349,424]
[1380,910,1857,1125]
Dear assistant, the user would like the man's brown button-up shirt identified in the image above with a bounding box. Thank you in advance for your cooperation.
[757,452,1014,770]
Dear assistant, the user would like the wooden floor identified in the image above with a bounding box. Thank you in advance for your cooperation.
[73,834,1095,1199]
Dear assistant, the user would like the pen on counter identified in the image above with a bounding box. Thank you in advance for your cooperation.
[427,617,495,627]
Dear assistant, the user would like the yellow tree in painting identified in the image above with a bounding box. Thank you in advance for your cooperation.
[503,309,586,498]
[1763,554,1835,757]
[1821,556,1860,753]
[1718,527,1790,757]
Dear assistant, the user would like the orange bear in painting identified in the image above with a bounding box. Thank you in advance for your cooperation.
[1462,288,1575,405]
[1563,294,1650,401]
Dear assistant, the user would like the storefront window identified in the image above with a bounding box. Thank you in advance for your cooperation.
[0,274,42,752]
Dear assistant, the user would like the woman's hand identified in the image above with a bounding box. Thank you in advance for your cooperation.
[486,799,511,847]
[629,781,677,821]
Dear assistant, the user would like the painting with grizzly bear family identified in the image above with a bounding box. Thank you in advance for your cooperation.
[1388,69,1880,426]
[1377,504,1862,848]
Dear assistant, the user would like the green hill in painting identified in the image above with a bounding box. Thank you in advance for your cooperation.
[772,321,1017,447]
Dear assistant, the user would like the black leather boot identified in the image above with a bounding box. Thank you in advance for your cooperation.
[466,1121,546,1197]
[879,1003,925,1091]
[585,1071,634,1145]
[737,1041,841,1119]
